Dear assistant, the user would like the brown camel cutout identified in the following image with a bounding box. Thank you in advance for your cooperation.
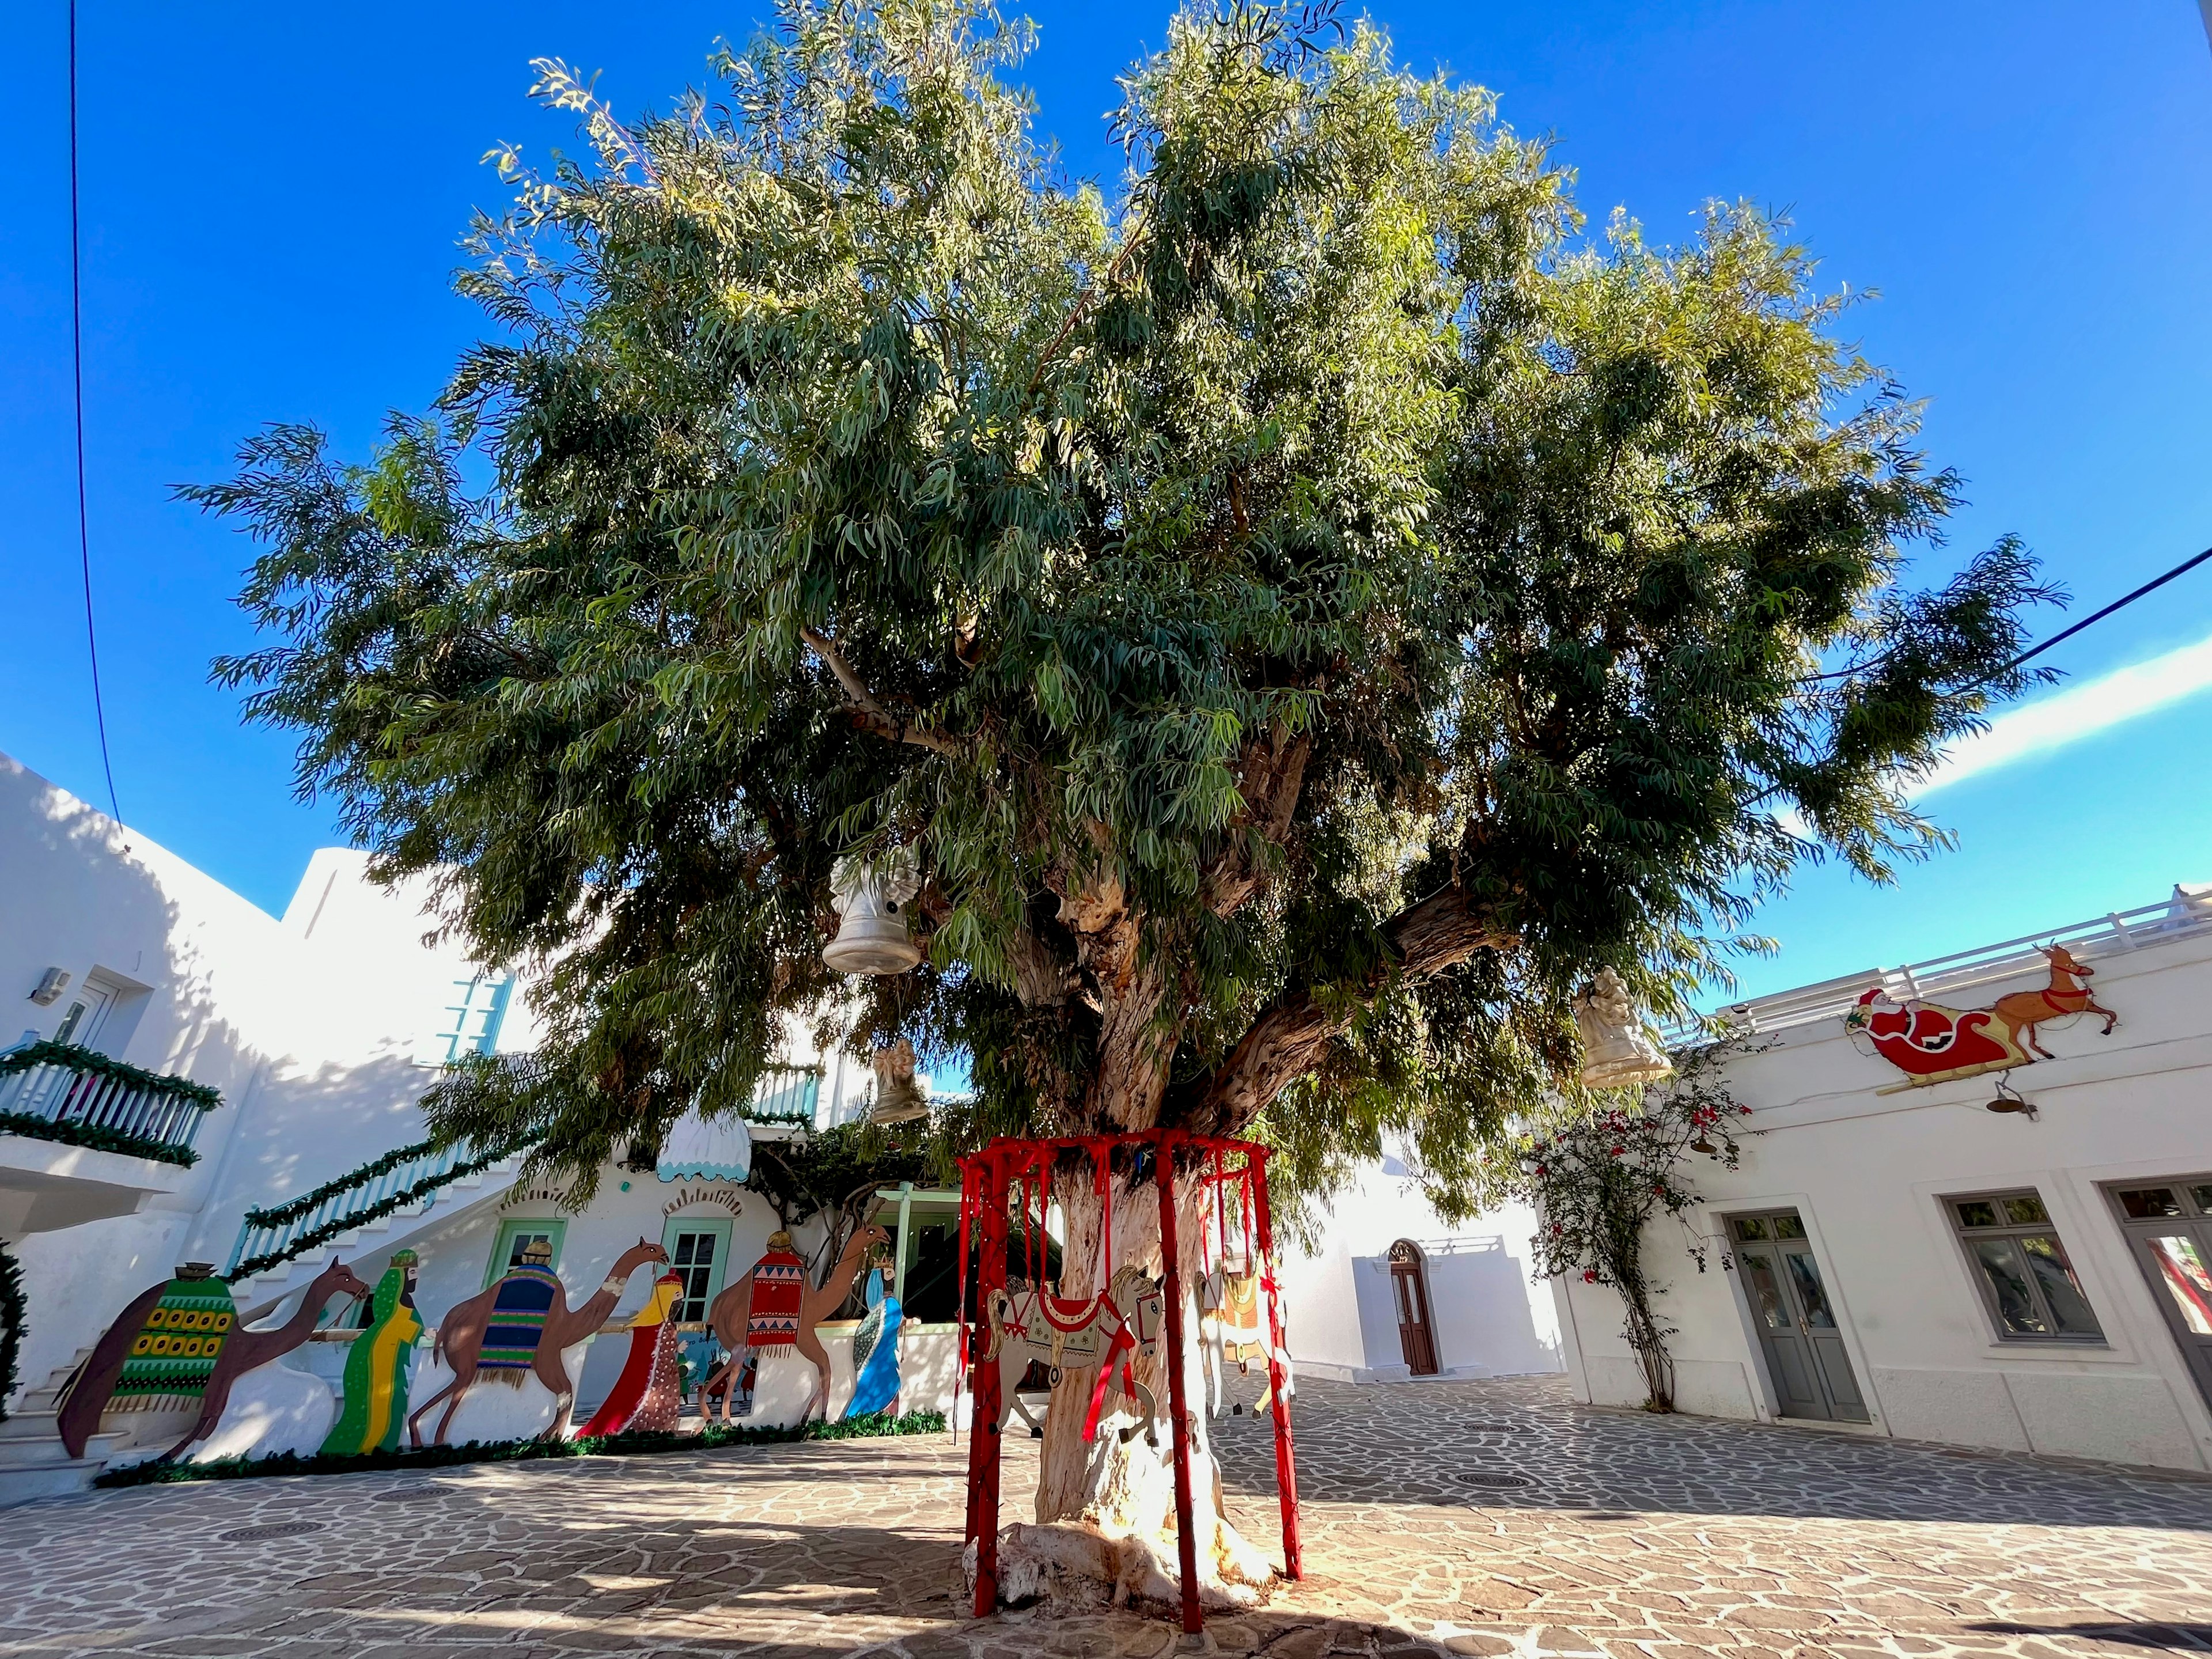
[59,1256,372,1461]
[703,1223,890,1424]
[408,1237,668,1446]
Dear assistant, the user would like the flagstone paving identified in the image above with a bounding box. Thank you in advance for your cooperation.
[3,1375,2211,1658]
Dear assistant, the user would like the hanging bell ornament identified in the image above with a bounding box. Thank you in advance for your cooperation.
[1574,967,1674,1089]
[823,850,924,975]
[864,1037,930,1124]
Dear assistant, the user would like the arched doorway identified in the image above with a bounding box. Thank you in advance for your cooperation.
[1389,1239,1439,1376]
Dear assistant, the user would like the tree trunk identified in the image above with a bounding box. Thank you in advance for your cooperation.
[981,1168,1281,1613]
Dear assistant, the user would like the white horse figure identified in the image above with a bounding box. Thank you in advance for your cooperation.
[985,1264,1163,1445]
[1198,1262,1294,1419]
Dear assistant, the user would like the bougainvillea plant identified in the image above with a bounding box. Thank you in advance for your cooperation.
[1503,1047,1754,1411]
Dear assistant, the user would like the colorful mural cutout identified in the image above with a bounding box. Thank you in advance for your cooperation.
[1847,944,2120,1094]
[321,1250,423,1455]
[704,1224,889,1423]
[843,1253,903,1419]
[578,1270,685,1436]
[408,1237,669,1445]
[60,1257,371,1461]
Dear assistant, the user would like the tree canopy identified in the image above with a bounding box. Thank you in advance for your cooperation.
[194,0,2055,1213]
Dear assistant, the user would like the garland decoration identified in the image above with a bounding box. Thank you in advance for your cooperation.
[229,1135,533,1281]
[94,1408,946,1487]
[0,1109,200,1168]
[0,1040,222,1109]
[0,1239,23,1425]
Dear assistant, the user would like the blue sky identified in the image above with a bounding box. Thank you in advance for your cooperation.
[5,2,2210,1003]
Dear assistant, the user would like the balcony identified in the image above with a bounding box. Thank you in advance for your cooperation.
[0,1042,218,1234]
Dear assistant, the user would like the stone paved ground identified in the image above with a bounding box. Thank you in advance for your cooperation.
[5,1376,2212,1658]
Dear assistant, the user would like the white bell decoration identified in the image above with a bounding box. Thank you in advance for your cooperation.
[1574,967,1673,1089]
[864,1037,930,1124]
[823,849,923,975]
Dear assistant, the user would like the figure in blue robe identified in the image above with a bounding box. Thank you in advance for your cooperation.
[843,1260,903,1419]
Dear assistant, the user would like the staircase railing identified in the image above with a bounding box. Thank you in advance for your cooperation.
[226,1134,531,1281]
[0,1041,219,1167]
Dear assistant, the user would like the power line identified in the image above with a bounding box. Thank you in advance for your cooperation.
[1979,543,2212,689]
[69,0,121,826]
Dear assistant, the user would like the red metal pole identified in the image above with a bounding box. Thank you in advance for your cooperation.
[1153,1133,1205,1636]
[1248,1148,1303,1581]
[968,1152,1009,1618]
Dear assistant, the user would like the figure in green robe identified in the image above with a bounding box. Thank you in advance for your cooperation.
[321,1250,423,1455]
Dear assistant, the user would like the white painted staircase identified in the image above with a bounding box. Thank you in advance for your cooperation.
[0,1349,120,1506]
[224,1142,530,1319]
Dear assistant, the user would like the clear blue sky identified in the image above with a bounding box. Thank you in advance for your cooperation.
[5,2,2210,1001]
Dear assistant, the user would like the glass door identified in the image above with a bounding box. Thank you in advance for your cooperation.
[2107,1180,2212,1410]
[1730,1211,1869,1422]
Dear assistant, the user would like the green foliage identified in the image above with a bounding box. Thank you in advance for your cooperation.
[744,1119,932,1285]
[90,1409,947,1487]
[1,1041,222,1110]
[0,1240,23,1425]
[1489,1047,1755,1409]
[191,0,2055,1206]
[0,1111,200,1169]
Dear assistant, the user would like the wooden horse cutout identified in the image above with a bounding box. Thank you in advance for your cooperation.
[409,1237,668,1445]
[59,1257,371,1461]
[1992,944,2119,1059]
[1198,1264,1291,1419]
[984,1263,1162,1445]
[703,1224,891,1424]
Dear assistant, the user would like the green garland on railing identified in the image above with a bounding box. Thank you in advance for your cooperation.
[0,1040,221,1109]
[0,1239,23,1425]
[0,1109,199,1168]
[93,1408,947,1486]
[229,1137,531,1281]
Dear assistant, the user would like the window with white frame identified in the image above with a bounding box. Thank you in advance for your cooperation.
[1947,1189,2104,1342]
[421,974,514,1066]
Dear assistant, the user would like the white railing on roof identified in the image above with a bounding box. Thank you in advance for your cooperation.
[1665,884,2212,1047]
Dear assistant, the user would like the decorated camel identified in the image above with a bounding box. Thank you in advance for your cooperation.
[59,1256,372,1461]
[408,1237,668,1446]
[703,1223,891,1424]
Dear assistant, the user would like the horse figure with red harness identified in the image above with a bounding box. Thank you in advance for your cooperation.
[984,1263,1163,1445]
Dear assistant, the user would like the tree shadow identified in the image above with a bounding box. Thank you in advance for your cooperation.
[1971,1625,2212,1653]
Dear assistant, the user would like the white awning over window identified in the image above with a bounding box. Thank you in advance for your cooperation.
[656,1111,753,1184]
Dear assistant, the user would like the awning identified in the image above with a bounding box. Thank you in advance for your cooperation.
[656,1111,753,1184]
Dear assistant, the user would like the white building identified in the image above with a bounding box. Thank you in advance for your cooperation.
[1555,887,2212,1472]
[0,747,1559,1502]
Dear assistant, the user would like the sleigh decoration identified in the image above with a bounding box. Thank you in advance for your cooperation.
[1846,944,2119,1094]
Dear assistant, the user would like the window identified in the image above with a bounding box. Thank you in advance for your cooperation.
[425,974,514,1066]
[487,1217,566,1286]
[1947,1190,2103,1342]
[662,1219,732,1323]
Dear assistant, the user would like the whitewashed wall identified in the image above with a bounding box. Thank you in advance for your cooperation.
[1555,918,2212,1471]
[1279,1155,1562,1383]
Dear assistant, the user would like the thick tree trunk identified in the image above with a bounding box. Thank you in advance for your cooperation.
[980,1171,1279,1613]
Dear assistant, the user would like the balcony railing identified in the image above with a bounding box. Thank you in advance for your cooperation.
[750,1063,822,1124]
[0,1040,219,1167]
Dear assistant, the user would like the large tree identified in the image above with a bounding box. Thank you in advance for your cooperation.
[195,0,2052,1604]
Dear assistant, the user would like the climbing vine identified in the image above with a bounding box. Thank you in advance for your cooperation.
[0,1238,24,1425]
[1501,1047,1755,1411]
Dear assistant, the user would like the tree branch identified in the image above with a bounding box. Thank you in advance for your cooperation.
[800,626,965,757]
[1183,880,1515,1135]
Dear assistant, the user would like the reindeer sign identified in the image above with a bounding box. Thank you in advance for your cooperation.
[1847,944,2119,1094]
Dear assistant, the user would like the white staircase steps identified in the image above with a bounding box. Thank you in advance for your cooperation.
[228,1149,527,1319]
[0,1348,120,1507]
